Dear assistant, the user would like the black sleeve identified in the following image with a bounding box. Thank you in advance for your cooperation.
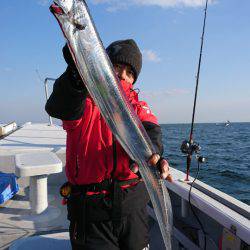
[142,121,164,156]
[45,68,88,121]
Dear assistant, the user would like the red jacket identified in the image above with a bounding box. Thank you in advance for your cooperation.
[62,80,158,185]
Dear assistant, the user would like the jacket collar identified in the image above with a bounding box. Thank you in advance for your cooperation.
[120,80,138,102]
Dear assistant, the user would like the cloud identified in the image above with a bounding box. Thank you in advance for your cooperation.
[2,67,12,72]
[141,88,191,98]
[37,0,49,6]
[91,0,214,10]
[142,50,161,62]
[37,0,214,11]
[37,0,214,10]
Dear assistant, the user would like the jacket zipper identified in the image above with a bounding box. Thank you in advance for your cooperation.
[75,155,79,178]
[111,135,117,179]
[75,130,83,178]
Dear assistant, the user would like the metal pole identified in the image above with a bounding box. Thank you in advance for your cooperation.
[44,77,56,126]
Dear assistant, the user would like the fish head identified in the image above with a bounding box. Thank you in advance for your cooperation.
[50,0,90,72]
[51,0,86,31]
[53,0,74,14]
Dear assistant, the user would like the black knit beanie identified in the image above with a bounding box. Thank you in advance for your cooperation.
[63,44,76,68]
[106,39,142,83]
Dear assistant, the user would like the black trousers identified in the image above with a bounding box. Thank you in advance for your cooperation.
[69,207,149,250]
[67,182,150,250]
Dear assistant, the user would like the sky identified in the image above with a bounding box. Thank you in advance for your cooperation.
[0,0,249,125]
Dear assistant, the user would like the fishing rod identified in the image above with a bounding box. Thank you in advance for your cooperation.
[181,0,208,181]
[180,2,209,249]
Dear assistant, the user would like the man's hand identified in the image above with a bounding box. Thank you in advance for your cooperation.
[130,154,173,182]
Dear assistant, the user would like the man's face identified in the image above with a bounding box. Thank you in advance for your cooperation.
[113,63,135,85]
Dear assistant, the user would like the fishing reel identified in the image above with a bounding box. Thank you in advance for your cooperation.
[181,140,200,155]
[181,140,206,163]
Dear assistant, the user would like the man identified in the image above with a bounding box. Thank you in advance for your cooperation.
[45,39,172,250]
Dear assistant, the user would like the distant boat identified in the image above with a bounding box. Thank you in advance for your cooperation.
[215,121,230,126]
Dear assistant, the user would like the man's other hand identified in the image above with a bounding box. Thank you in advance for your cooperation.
[130,154,173,182]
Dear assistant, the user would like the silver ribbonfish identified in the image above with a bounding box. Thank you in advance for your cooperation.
[50,1,173,248]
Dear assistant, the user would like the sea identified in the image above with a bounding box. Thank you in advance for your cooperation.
[161,122,250,205]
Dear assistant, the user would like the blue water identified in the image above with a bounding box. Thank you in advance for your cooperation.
[161,122,250,205]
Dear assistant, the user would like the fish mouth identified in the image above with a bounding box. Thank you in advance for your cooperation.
[50,3,65,15]
[52,0,74,14]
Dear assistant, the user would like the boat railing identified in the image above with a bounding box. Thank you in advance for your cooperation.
[0,121,18,140]
[165,168,250,246]
[44,77,56,126]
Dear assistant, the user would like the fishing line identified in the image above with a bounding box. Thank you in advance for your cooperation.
[188,160,207,249]
[35,69,43,83]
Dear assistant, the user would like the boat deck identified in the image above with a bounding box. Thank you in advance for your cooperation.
[0,123,165,249]
[0,123,249,249]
